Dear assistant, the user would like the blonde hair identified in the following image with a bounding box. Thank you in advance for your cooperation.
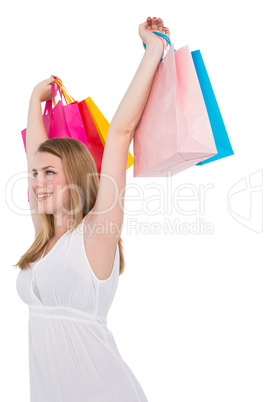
[13,138,125,275]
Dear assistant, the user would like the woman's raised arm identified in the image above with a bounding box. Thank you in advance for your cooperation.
[89,17,171,244]
[109,17,170,137]
[26,76,61,235]
[26,76,61,170]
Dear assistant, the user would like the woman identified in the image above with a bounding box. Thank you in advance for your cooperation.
[15,17,170,402]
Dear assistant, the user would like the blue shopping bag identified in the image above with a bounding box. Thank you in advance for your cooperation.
[191,50,234,165]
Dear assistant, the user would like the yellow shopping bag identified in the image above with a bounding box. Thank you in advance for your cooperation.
[85,97,134,170]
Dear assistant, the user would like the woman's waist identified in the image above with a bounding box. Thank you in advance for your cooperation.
[28,304,107,326]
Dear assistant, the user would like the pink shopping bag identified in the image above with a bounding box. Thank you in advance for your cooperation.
[21,82,90,153]
[133,44,218,177]
[21,81,90,201]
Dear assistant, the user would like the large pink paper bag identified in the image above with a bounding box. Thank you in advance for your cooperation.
[133,44,217,177]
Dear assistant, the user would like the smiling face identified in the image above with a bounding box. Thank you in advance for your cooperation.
[32,152,71,218]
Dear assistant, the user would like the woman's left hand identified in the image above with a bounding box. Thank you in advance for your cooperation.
[139,17,170,50]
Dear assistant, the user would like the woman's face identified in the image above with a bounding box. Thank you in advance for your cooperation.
[32,152,71,217]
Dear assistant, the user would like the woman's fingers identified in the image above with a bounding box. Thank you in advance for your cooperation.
[145,17,168,35]
[146,17,152,30]
[151,17,158,31]
[157,18,164,32]
[139,17,171,47]
[51,75,62,83]
[50,76,62,95]
[163,26,170,37]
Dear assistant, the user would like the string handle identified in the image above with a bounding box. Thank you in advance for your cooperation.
[143,31,173,62]
[143,31,171,50]
[44,80,76,115]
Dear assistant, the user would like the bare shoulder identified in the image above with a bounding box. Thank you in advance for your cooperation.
[83,210,119,281]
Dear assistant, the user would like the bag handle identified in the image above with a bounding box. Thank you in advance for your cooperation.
[143,31,171,50]
[53,80,76,104]
[43,80,76,115]
[143,31,175,62]
[44,81,66,115]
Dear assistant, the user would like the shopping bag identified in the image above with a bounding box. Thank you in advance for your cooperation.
[133,43,218,177]
[78,99,104,178]
[191,50,234,165]
[21,81,90,201]
[21,81,91,153]
[84,97,134,170]
[48,81,105,178]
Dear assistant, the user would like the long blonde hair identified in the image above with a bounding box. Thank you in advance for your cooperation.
[13,138,125,275]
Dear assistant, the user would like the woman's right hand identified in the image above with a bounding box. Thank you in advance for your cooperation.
[31,75,62,102]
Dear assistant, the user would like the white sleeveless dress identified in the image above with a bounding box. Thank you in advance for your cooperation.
[16,216,148,402]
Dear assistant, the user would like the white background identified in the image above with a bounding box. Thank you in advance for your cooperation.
[1,0,267,401]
